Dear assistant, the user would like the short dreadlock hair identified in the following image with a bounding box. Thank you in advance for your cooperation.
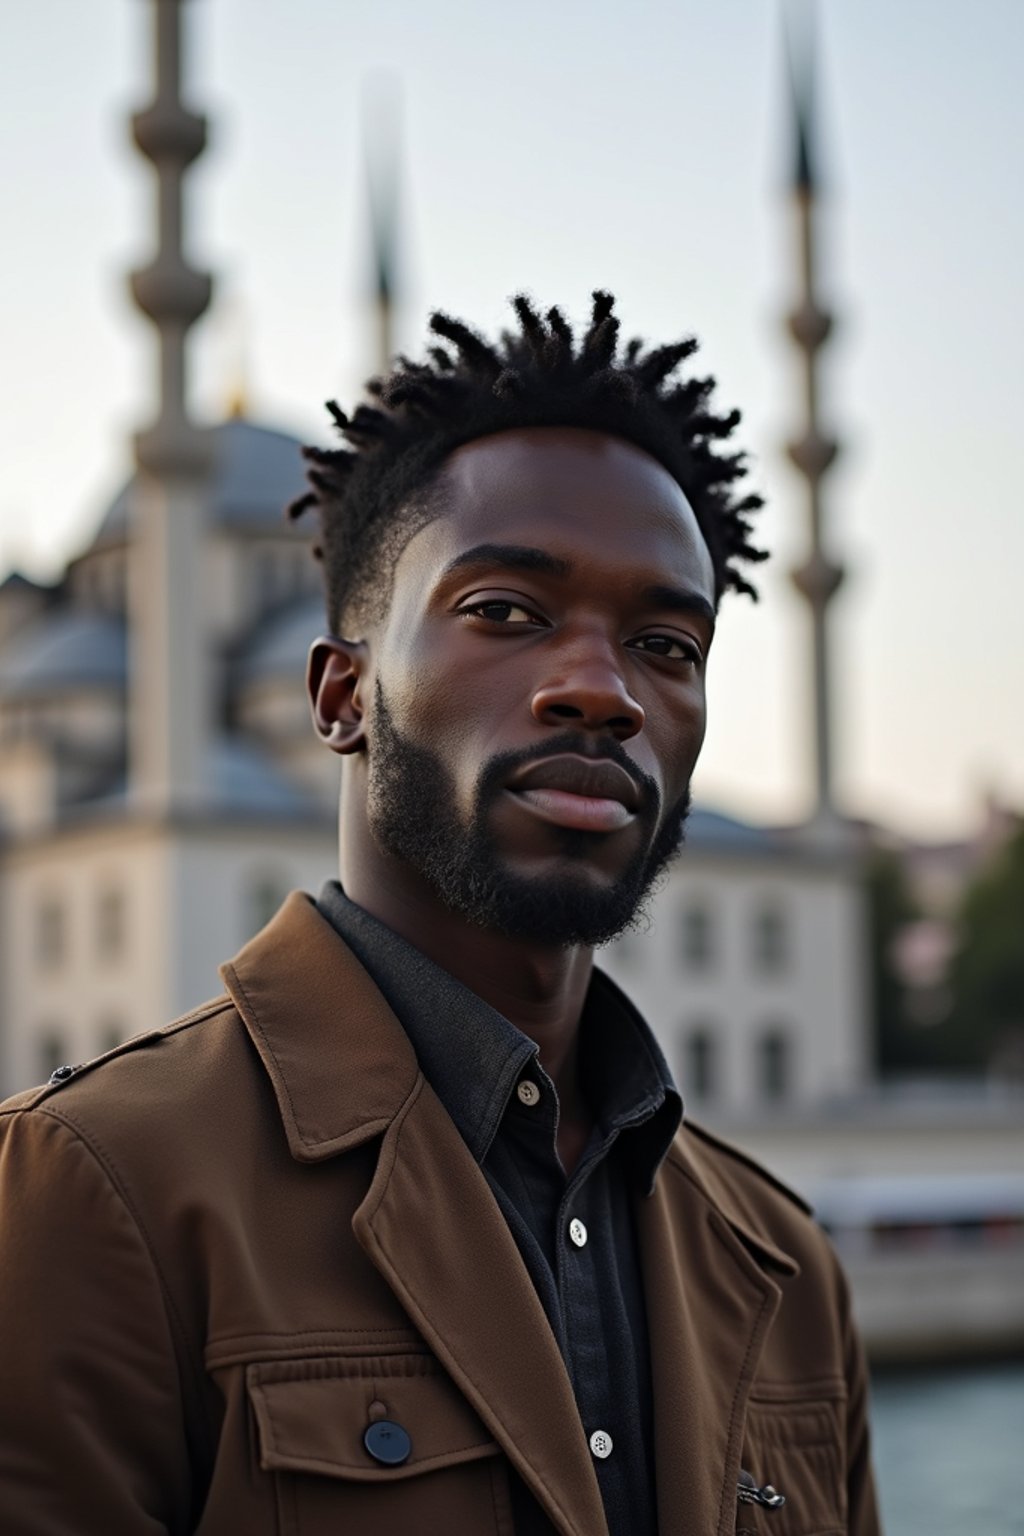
[289,291,766,632]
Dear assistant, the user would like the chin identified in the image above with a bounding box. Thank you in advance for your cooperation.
[449,859,657,949]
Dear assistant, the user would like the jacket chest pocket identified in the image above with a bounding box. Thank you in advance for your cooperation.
[738,1395,846,1536]
[247,1354,514,1536]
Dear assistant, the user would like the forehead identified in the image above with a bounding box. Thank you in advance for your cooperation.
[401,426,715,597]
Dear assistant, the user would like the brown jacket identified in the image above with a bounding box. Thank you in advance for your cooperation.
[0,893,880,1535]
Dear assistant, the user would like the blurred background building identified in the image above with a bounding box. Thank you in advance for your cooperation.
[0,412,332,1088]
[1,0,1022,1393]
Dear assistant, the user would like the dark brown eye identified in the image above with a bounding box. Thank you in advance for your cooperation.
[462,600,538,624]
[631,634,700,662]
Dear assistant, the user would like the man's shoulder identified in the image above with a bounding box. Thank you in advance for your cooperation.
[0,993,247,1140]
[664,1116,840,1280]
[673,1117,813,1215]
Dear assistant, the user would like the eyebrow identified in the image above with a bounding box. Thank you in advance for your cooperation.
[442,543,715,629]
[641,585,717,629]
[442,543,572,579]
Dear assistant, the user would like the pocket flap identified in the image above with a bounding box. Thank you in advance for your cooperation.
[247,1356,499,1482]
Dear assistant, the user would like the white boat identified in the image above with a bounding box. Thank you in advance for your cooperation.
[810,1172,1024,1364]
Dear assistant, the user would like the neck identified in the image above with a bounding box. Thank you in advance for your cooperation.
[339,811,593,1117]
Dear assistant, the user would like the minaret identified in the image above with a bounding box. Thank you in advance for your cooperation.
[363,78,401,376]
[128,0,214,813]
[783,5,846,840]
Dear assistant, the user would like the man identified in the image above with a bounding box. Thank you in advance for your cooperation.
[0,293,880,1534]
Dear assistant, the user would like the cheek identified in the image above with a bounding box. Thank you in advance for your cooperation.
[373,651,505,818]
[647,679,707,788]
[380,622,525,746]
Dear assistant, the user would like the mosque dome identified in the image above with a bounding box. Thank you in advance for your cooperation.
[0,610,126,699]
[90,418,311,550]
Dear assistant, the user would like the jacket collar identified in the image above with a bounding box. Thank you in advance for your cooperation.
[666,1131,801,1278]
[220,891,421,1161]
[315,879,538,1163]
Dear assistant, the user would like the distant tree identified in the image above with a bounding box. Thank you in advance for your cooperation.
[944,823,1024,1075]
[865,846,929,1075]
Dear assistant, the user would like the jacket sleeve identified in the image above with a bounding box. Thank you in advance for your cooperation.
[0,1105,194,1534]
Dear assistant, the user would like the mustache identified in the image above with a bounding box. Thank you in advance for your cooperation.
[475,731,661,819]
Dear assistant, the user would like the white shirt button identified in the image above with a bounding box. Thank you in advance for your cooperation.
[516,1079,540,1107]
[568,1218,588,1248]
[589,1430,613,1459]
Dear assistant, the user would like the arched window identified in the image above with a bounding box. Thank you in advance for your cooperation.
[682,1026,716,1101]
[757,1028,792,1102]
[752,898,788,974]
[680,899,713,970]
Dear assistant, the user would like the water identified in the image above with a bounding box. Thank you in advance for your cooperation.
[870,1362,1024,1536]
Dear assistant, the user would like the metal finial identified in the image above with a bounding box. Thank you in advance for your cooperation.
[362,73,403,375]
[783,0,817,195]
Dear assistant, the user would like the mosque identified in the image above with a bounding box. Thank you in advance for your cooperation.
[0,0,868,1113]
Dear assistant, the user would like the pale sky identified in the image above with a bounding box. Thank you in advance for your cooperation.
[1,0,1022,839]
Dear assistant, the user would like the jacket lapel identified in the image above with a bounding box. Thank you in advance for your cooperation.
[223,894,606,1536]
[354,1081,607,1536]
[354,1074,607,1536]
[221,892,421,1160]
[638,1144,797,1536]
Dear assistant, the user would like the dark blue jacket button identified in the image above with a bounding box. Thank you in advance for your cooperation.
[364,1420,412,1466]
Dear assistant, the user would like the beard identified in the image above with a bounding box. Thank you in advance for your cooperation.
[366,680,691,947]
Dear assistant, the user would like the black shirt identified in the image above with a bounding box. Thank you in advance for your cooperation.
[317,882,682,1536]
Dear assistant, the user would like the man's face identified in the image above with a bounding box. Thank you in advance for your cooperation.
[360,426,716,945]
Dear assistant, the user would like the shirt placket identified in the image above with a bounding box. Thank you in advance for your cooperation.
[556,1139,630,1517]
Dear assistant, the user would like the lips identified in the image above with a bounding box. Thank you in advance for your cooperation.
[505,754,642,833]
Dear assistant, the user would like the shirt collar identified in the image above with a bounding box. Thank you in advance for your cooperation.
[317,882,535,1162]
[317,881,682,1190]
[579,967,683,1193]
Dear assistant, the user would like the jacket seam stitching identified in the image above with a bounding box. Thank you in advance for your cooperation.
[165,996,235,1030]
[748,1380,847,1403]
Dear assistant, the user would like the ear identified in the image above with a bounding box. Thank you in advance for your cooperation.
[307,636,369,754]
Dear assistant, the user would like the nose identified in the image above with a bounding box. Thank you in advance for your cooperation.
[530,639,645,741]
